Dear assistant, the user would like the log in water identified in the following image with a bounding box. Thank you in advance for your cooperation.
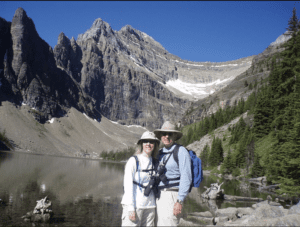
[224,194,264,202]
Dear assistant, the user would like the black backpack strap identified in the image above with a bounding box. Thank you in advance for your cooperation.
[173,144,181,166]
[133,181,147,188]
[158,182,180,190]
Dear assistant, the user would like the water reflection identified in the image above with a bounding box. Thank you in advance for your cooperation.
[0,180,122,226]
[0,151,124,226]
[0,151,125,203]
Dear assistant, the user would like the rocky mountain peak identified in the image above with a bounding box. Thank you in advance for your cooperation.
[91,18,105,28]
[118,24,165,52]
[70,36,76,44]
[77,18,114,43]
[12,7,27,23]
[57,32,70,46]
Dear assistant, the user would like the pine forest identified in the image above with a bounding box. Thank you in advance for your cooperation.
[179,8,300,198]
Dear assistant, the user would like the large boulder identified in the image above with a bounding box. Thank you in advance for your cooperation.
[288,201,300,215]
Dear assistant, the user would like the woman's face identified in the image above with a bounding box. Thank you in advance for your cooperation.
[142,140,155,157]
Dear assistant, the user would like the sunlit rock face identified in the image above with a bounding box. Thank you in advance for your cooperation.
[54,18,253,129]
[270,31,291,47]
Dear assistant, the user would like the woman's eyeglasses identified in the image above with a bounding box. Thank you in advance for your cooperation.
[143,140,155,144]
[161,132,173,137]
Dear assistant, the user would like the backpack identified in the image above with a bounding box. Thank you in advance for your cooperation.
[172,144,203,190]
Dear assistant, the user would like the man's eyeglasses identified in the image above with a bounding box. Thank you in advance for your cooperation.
[161,132,173,137]
[143,140,155,144]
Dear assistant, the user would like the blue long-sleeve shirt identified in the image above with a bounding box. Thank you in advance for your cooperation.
[158,143,192,201]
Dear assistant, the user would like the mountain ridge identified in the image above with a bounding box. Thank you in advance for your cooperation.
[0,7,287,155]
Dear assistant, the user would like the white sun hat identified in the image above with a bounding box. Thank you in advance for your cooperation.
[137,131,160,145]
[154,121,183,141]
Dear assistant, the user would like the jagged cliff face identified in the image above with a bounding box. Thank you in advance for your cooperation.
[52,18,253,129]
[0,8,100,123]
[1,8,253,130]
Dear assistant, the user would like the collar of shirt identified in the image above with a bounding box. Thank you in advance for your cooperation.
[162,143,177,153]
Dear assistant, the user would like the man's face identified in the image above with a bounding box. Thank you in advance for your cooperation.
[161,132,176,148]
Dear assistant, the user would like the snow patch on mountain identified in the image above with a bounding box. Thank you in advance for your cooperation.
[109,120,147,130]
[166,77,235,98]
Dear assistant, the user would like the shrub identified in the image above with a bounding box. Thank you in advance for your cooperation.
[232,167,241,177]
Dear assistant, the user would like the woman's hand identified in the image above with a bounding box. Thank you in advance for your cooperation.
[129,211,136,221]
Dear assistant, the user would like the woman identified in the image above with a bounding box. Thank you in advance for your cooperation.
[121,131,160,226]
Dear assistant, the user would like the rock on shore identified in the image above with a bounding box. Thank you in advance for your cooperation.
[180,200,300,226]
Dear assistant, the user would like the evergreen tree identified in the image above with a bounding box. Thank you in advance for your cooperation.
[257,12,300,196]
[253,86,273,138]
[221,149,234,174]
[229,117,246,144]
[244,91,256,113]
[208,136,216,166]
[208,136,224,167]
[200,143,210,168]
[237,98,245,115]
[216,137,224,164]
[250,152,263,178]
[208,114,216,132]
[287,7,299,35]
[235,126,250,168]
[245,131,255,174]
[186,127,193,145]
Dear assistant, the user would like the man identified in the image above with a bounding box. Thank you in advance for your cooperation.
[154,121,192,226]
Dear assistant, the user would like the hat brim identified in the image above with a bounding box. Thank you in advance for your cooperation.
[137,138,160,145]
[154,129,183,141]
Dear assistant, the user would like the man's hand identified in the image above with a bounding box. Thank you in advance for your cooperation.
[173,202,182,216]
[129,211,136,221]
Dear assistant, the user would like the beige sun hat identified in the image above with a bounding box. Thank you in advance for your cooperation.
[137,131,160,145]
[154,121,183,141]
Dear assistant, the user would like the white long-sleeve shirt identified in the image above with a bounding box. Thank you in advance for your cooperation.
[121,153,156,211]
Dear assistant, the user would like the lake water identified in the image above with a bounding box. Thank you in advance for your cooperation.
[0,151,274,226]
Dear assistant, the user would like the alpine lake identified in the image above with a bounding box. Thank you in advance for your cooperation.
[0,151,284,226]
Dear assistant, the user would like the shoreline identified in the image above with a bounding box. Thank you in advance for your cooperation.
[0,149,126,164]
[2,149,297,203]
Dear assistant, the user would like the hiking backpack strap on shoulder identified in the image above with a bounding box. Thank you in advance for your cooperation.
[172,144,181,166]
[133,155,139,171]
